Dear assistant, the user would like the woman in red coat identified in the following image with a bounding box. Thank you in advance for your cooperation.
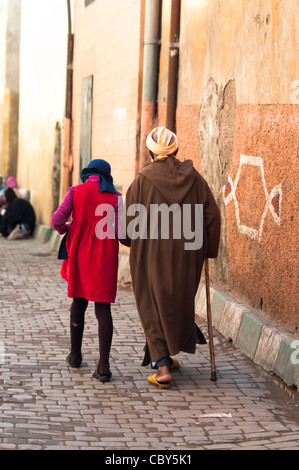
[51,159,128,382]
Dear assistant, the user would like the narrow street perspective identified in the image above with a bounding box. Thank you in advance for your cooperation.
[0,238,298,451]
[0,0,298,455]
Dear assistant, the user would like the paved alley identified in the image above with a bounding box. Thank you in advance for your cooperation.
[0,238,299,451]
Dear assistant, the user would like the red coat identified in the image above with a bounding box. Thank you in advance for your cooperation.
[60,181,119,303]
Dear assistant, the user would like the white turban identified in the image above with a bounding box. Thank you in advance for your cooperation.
[146,127,178,159]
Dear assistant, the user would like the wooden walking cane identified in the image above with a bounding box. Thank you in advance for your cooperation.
[205,258,217,382]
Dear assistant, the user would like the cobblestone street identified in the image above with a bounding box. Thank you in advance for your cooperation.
[0,238,299,451]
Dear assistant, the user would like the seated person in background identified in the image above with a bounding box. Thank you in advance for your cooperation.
[0,176,30,208]
[5,176,18,189]
[0,188,36,239]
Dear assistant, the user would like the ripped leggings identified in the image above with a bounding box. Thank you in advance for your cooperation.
[70,297,113,376]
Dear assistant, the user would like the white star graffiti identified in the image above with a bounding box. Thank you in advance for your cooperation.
[223,155,282,242]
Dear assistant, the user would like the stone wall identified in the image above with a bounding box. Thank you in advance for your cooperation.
[157,0,298,333]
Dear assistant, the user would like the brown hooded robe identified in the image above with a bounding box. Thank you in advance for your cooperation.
[125,156,221,366]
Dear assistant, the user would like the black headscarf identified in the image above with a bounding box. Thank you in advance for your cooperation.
[80,159,116,194]
[4,188,17,204]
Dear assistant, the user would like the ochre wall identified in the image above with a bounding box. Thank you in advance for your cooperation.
[225,105,298,331]
[17,0,68,225]
[157,0,298,332]
[72,0,141,194]
[0,0,20,181]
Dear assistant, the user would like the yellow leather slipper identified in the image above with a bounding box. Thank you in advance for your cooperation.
[147,373,172,389]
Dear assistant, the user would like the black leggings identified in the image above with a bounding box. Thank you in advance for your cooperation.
[70,297,113,376]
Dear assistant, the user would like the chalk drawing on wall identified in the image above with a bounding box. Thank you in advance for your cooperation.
[223,154,282,242]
